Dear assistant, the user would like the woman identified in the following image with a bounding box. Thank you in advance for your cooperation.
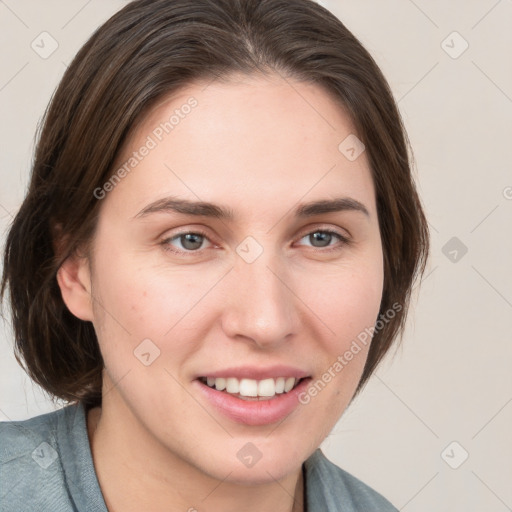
[0,0,429,510]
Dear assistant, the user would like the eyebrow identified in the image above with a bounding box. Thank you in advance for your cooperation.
[134,196,369,220]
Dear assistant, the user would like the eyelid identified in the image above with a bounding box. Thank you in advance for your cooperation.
[294,224,351,244]
[294,233,350,253]
[160,227,216,256]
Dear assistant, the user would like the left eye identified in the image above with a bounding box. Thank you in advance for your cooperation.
[297,230,345,248]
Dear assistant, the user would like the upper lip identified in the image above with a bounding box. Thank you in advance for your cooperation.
[195,365,311,380]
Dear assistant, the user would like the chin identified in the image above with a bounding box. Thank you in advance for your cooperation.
[210,438,307,484]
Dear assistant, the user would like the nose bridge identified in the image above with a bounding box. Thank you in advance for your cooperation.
[222,245,297,346]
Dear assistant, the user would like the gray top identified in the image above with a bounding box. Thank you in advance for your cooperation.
[0,404,398,511]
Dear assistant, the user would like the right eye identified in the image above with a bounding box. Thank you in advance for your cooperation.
[161,230,214,255]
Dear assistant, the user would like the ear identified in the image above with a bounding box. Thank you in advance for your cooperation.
[56,251,94,322]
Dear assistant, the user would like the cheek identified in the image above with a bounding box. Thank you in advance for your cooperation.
[92,242,182,324]
[89,248,220,364]
[293,261,382,431]
[298,256,383,348]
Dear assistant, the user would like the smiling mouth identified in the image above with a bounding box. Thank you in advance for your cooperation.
[198,376,306,401]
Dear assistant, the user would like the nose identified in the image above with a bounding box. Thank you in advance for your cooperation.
[220,249,298,349]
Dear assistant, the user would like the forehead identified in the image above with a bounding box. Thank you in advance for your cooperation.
[106,74,376,219]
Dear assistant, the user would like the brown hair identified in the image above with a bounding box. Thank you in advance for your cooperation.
[1,0,429,408]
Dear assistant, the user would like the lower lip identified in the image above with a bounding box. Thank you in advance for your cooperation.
[194,378,311,426]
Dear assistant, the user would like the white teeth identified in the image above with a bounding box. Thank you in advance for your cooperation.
[203,376,300,398]
[284,377,295,393]
[239,379,258,397]
[214,377,226,391]
[258,378,275,397]
[226,378,239,393]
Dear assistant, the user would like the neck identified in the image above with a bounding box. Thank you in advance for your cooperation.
[86,401,305,512]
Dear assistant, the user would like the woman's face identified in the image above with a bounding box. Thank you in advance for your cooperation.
[83,74,383,483]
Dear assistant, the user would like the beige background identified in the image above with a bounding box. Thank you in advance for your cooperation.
[1,1,511,510]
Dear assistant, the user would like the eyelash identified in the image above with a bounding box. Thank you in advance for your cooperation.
[160,227,351,257]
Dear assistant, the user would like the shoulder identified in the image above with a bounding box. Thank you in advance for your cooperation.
[0,404,81,465]
[0,404,83,511]
[304,449,398,511]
